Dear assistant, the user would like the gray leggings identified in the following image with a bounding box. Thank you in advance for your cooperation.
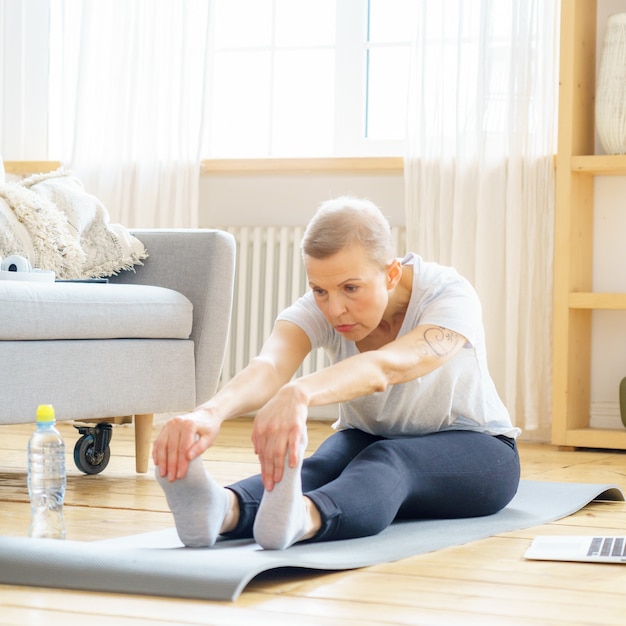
[226,428,520,542]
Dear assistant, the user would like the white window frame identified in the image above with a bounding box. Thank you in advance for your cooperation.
[207,0,409,159]
[334,0,409,157]
[2,0,410,161]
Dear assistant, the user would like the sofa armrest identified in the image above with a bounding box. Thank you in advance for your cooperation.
[109,229,236,404]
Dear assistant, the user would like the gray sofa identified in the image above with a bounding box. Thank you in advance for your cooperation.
[0,229,235,473]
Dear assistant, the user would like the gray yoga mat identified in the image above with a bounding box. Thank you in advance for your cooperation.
[0,480,622,601]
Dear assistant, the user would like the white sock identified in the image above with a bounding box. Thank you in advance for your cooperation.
[155,457,229,548]
[253,432,309,550]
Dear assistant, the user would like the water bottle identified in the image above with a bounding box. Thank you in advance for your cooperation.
[27,404,66,539]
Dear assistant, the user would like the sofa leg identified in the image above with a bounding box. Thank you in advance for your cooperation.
[134,414,154,473]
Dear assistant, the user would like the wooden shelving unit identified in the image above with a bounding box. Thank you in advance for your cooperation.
[552,0,626,450]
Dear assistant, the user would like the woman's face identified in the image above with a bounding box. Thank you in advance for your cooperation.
[305,244,392,342]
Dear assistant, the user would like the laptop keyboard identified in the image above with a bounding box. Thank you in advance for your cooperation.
[588,537,626,557]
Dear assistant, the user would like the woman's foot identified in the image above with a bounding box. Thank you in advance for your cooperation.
[253,433,321,549]
[155,457,231,547]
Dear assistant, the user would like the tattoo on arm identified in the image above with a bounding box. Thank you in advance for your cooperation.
[423,327,463,357]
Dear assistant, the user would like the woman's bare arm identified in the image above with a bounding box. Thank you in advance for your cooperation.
[199,320,312,419]
[252,324,467,489]
[153,320,311,480]
[291,324,467,408]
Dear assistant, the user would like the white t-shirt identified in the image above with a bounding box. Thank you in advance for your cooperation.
[277,253,520,439]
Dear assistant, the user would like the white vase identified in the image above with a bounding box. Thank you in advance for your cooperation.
[596,14,626,154]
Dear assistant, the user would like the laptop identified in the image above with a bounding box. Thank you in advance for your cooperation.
[524,535,626,563]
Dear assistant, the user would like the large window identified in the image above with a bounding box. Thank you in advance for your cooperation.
[207,0,418,158]
[2,0,417,160]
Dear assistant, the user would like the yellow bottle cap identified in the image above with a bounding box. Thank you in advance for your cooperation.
[36,404,56,423]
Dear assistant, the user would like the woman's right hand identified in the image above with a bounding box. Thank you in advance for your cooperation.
[151,322,311,482]
[152,407,223,482]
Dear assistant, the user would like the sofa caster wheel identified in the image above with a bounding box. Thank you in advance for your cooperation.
[73,423,112,474]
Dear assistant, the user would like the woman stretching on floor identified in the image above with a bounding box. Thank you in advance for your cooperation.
[153,196,521,550]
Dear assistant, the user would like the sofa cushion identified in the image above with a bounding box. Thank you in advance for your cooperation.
[0,282,192,340]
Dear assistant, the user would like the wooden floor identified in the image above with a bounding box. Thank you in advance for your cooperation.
[1,418,626,625]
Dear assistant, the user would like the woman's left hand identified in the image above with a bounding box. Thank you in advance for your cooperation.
[251,383,308,491]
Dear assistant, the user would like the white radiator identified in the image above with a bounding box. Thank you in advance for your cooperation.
[221,225,407,385]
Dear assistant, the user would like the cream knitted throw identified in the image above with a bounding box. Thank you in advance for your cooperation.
[0,168,147,279]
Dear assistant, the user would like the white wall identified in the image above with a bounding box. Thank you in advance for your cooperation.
[591,0,626,428]
[199,170,405,229]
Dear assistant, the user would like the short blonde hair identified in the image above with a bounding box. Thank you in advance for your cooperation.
[301,196,394,268]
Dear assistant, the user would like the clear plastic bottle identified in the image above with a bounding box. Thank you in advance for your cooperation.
[27,404,66,539]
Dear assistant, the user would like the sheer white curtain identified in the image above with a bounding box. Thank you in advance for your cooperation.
[50,0,211,228]
[404,1,558,439]
[1,0,52,161]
